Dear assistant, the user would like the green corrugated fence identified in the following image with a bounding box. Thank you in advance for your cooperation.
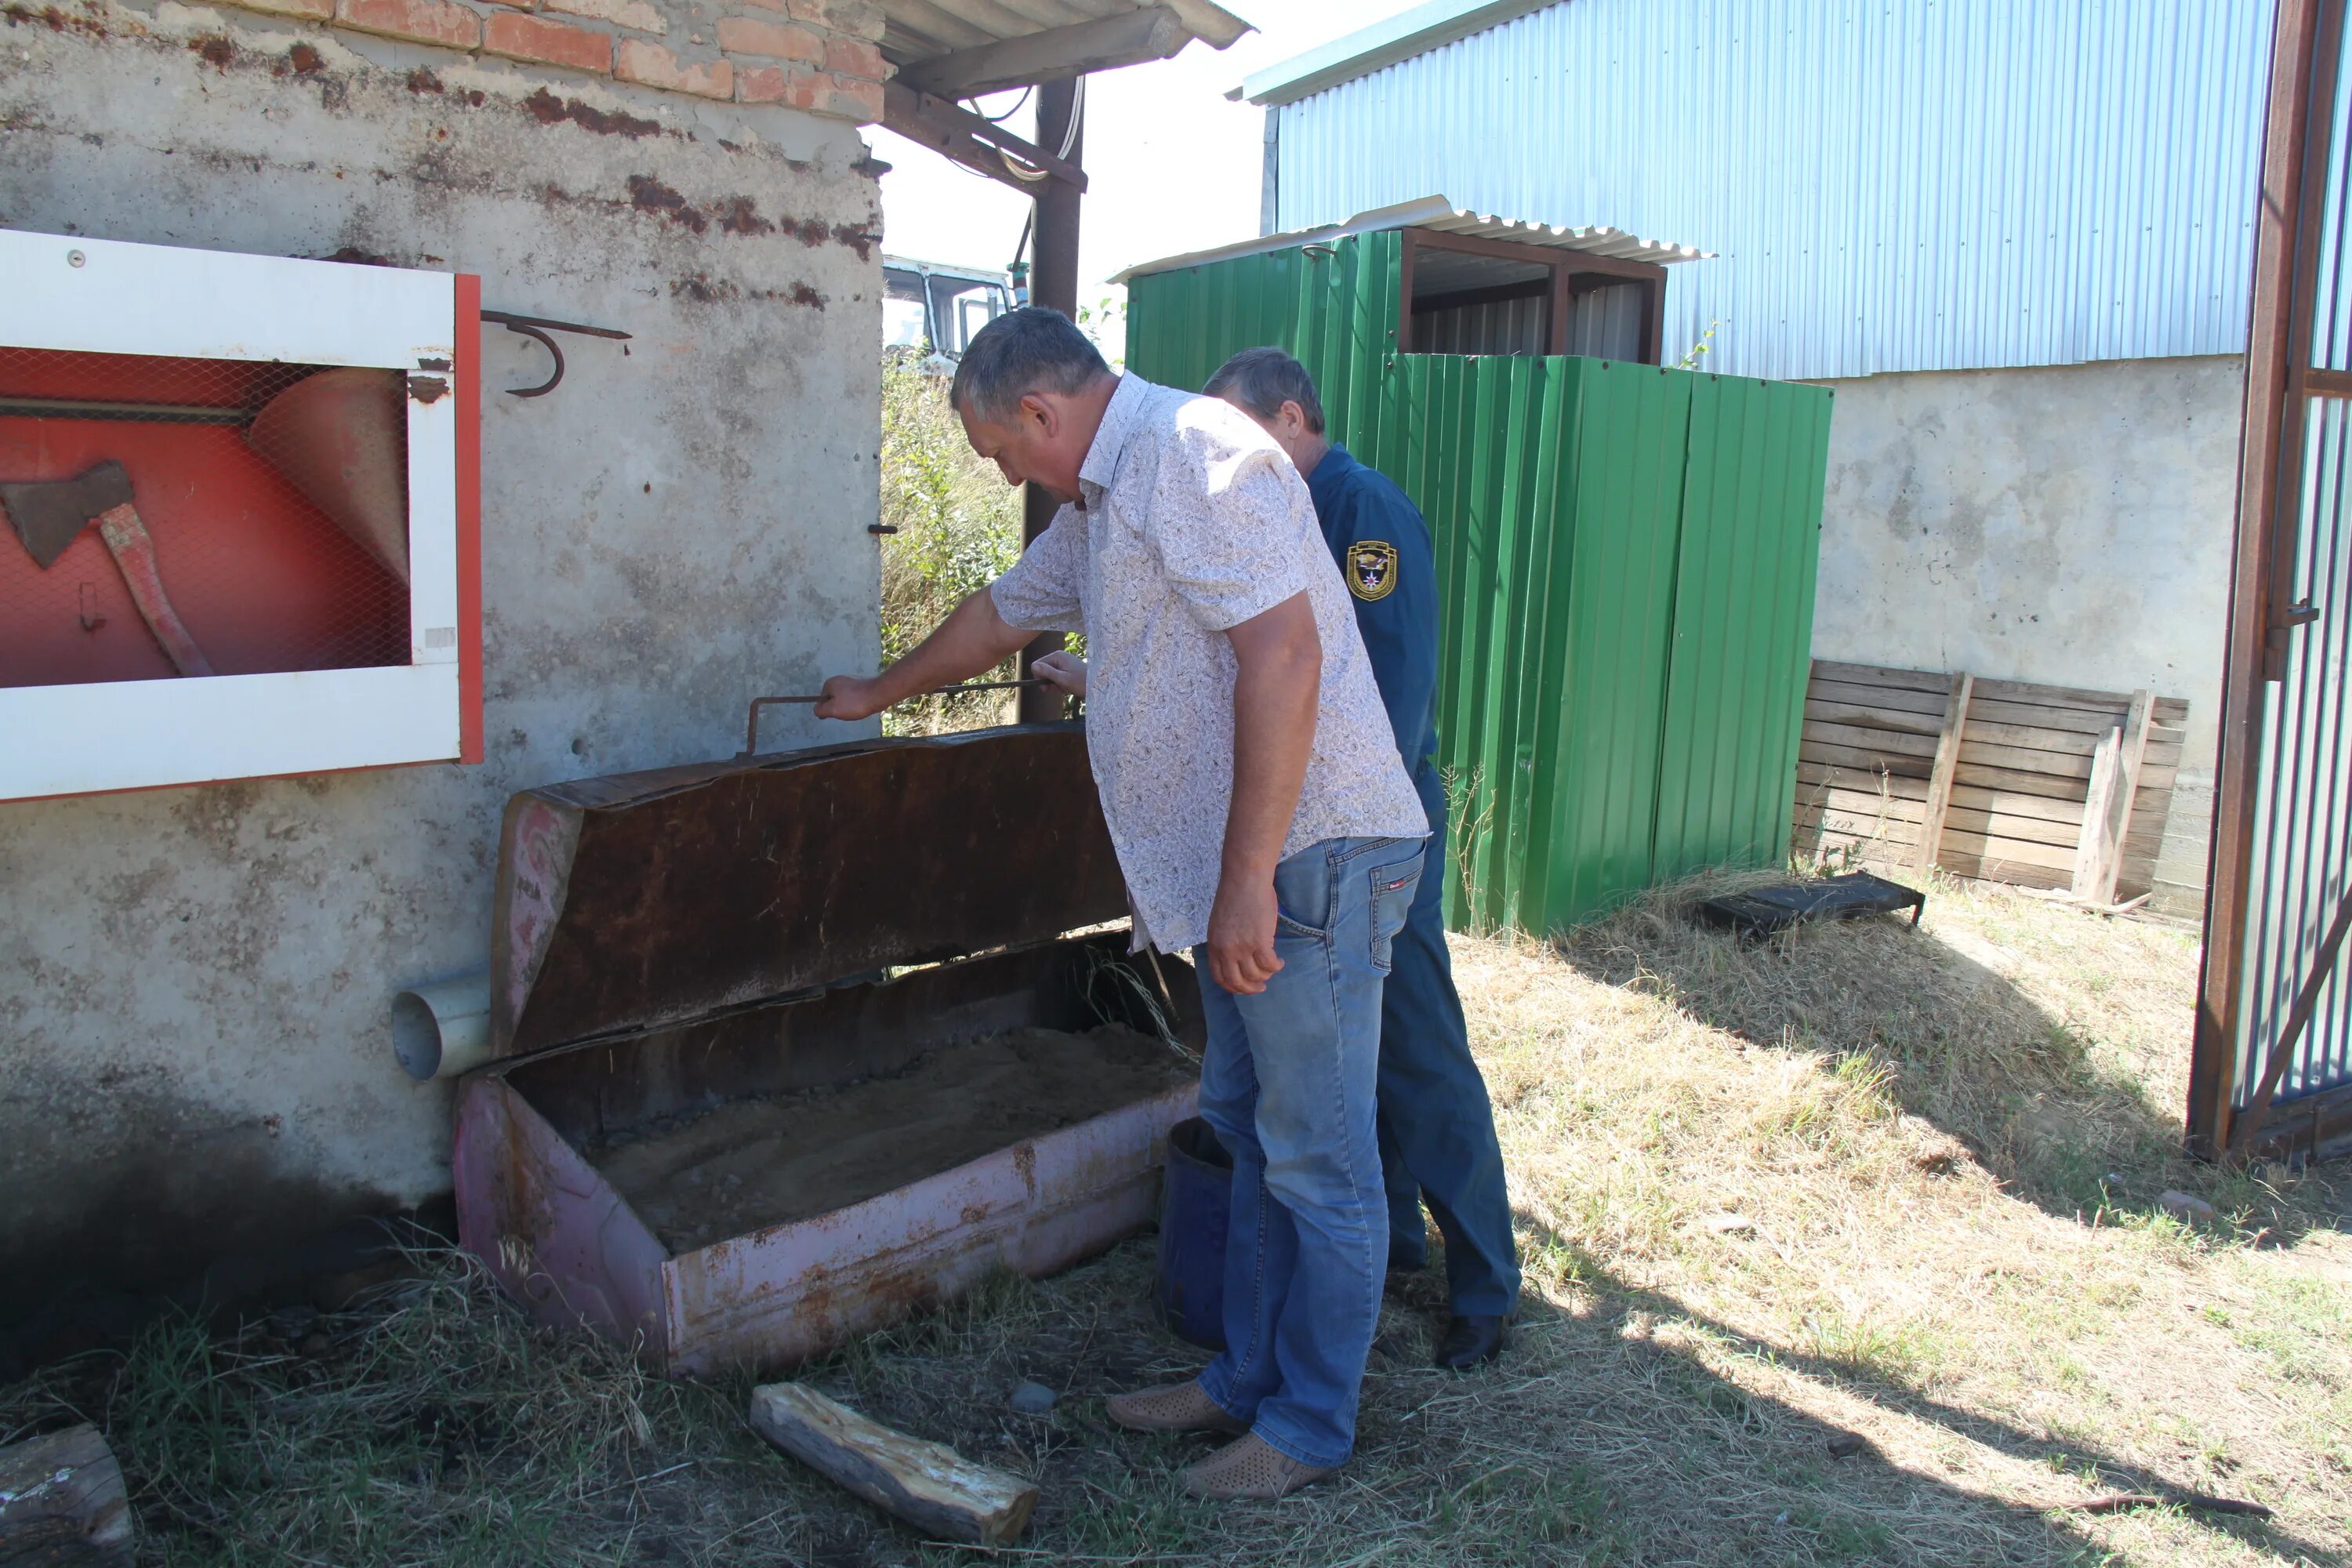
[1127,234,1831,934]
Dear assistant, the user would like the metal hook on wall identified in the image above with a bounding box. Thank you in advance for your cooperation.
[480,310,633,397]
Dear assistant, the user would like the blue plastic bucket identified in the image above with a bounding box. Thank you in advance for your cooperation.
[1156,1117,1231,1350]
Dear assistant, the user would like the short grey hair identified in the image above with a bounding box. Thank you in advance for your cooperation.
[1204,347,1326,435]
[949,307,1112,422]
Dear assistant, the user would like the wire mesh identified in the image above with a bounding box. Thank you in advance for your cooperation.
[0,347,411,690]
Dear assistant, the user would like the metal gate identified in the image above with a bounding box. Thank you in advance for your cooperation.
[2194,0,2352,1160]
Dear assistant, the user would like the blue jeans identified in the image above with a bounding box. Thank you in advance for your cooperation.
[1192,834,1425,1468]
[1378,761,1522,1317]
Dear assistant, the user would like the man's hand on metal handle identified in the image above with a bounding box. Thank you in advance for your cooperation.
[1206,873,1283,995]
[1033,650,1089,699]
[814,675,886,721]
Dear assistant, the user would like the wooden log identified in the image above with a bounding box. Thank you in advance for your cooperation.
[0,1425,132,1568]
[1914,672,1973,872]
[749,1383,1038,1547]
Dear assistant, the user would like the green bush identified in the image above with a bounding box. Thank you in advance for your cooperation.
[878,350,1030,735]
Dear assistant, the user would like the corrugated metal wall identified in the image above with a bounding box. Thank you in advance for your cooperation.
[1128,242,1831,930]
[1268,0,2274,381]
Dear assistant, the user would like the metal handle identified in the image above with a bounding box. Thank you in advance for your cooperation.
[741,679,1049,754]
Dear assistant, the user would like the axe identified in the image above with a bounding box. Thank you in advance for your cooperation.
[1,461,216,677]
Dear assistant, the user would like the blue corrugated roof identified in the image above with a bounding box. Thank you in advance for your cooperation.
[1254,0,2274,380]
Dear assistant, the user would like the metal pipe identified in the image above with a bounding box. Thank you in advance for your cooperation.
[392,972,495,1080]
[1021,76,1085,727]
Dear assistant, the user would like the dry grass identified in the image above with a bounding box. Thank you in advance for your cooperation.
[5,877,2347,1566]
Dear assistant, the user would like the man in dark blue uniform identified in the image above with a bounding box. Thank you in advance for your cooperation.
[1203,348,1519,1370]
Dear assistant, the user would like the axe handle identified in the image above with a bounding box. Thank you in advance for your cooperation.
[95,503,216,678]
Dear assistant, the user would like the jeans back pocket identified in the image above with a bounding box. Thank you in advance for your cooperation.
[1367,851,1425,974]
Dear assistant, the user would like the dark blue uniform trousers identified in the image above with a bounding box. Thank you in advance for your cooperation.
[1376,761,1521,1318]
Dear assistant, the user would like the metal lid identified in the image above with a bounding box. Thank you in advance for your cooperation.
[490,724,1124,1058]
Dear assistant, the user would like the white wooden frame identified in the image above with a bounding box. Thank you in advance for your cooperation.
[0,229,469,800]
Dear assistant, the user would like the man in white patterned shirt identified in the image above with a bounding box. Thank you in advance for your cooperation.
[817,309,1427,1500]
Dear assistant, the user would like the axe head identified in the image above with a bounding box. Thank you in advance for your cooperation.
[2,460,136,570]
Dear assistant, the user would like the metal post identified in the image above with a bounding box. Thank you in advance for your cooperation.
[1018,76,1084,725]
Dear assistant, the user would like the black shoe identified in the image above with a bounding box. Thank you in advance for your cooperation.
[1387,1247,1428,1276]
[1434,1313,1508,1370]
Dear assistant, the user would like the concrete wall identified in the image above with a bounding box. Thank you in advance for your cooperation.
[1813,354,2244,913]
[0,0,885,1315]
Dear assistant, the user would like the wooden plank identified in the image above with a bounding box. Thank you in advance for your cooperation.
[2072,717,2129,897]
[1805,720,1941,760]
[1798,828,1916,865]
[1811,659,1954,693]
[1973,675,2136,711]
[1936,851,2073,891]
[1944,828,2079,873]
[1959,739,2097,779]
[1805,699,1947,738]
[1960,718,2104,757]
[1956,742,2180,789]
[1913,672,1973,872]
[1810,678,1951,717]
[2090,691,2156,905]
[1964,696,2134,735]
[1797,760,1933,798]
[1802,740,1936,778]
[0,1425,133,1566]
[1944,804,2081,850]
[1951,760,2093,800]
[1947,782,2085,825]
[750,1384,1039,1546]
[1797,784,1930,821]
[1793,804,1922,844]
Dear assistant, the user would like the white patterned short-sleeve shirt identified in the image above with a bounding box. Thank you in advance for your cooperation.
[990,372,1428,953]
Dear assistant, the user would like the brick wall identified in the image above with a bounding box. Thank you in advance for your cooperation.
[122,0,893,121]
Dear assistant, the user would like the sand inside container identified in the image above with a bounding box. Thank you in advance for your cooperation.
[586,1022,1192,1253]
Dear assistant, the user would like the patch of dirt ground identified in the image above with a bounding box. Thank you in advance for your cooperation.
[4,874,2346,1566]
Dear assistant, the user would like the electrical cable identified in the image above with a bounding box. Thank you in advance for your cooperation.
[1055,75,1086,161]
[973,85,1032,125]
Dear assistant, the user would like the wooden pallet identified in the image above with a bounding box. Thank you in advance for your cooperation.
[1790,659,2187,902]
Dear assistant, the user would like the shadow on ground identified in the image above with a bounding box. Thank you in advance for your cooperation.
[1549,888,2329,1239]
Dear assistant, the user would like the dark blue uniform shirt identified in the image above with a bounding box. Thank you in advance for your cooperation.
[1305,444,1439,773]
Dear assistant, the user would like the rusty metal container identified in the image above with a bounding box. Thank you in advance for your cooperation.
[452,724,1202,1376]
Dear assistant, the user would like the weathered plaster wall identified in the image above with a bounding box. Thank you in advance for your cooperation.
[1813,354,2243,912]
[0,0,885,1312]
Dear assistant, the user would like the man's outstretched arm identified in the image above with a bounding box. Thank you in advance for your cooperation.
[815,586,1036,720]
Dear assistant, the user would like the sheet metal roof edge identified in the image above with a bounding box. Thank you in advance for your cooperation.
[1109,195,1711,285]
[882,0,1251,71]
[1232,0,1555,106]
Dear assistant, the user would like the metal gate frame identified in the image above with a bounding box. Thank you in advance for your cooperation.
[2193,0,2352,1160]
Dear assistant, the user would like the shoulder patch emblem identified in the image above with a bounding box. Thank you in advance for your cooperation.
[1348,540,1399,601]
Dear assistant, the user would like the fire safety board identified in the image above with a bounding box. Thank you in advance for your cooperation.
[0,228,482,801]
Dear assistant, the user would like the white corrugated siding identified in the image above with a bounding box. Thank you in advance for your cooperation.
[1271,0,2274,380]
